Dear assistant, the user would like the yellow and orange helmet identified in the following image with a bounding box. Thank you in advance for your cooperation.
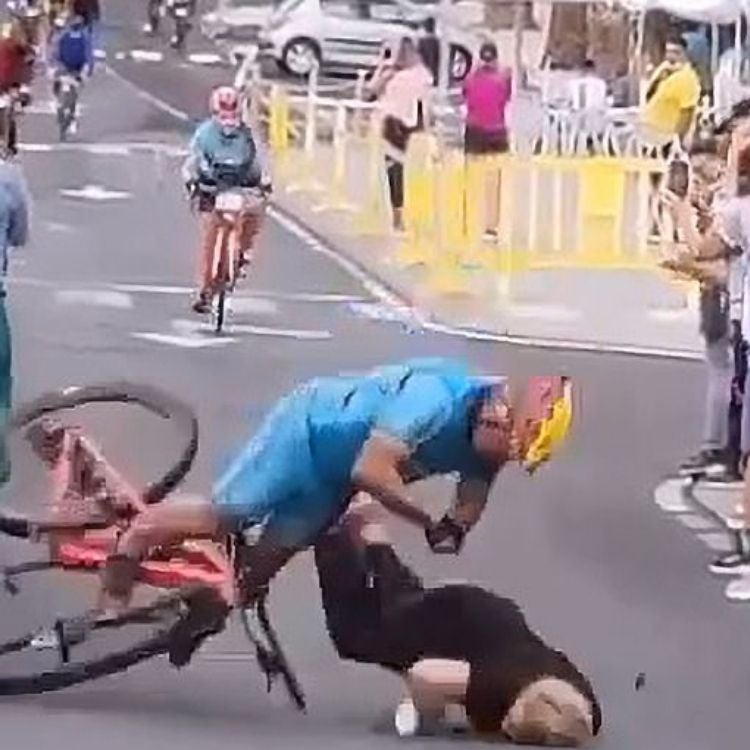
[515,375,574,474]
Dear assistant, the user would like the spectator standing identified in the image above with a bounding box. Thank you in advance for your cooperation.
[0,141,26,491]
[462,42,512,237]
[664,107,750,577]
[666,142,740,486]
[0,135,29,276]
[417,17,440,87]
[366,37,432,232]
[641,32,701,152]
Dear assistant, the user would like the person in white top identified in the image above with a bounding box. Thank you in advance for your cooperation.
[366,37,433,231]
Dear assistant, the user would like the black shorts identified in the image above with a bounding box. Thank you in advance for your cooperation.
[464,126,509,156]
[313,527,424,672]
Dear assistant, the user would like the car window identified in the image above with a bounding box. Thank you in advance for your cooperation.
[321,0,371,20]
[369,0,408,23]
[228,0,282,7]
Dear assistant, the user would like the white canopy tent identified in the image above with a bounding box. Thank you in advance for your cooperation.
[621,0,750,25]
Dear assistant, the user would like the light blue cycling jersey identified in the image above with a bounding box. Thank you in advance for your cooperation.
[185,119,262,186]
[213,359,499,545]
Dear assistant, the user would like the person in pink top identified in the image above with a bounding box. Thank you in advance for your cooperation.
[463,42,512,237]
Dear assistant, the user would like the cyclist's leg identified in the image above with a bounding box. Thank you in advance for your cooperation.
[194,202,218,310]
[238,204,265,265]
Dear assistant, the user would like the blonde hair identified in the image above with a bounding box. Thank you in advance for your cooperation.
[502,677,594,746]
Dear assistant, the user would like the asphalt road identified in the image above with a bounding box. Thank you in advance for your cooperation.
[0,4,748,750]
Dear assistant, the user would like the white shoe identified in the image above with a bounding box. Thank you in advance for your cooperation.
[394,699,420,737]
[726,576,750,601]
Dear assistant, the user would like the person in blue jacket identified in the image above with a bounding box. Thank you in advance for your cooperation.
[51,14,94,135]
[0,145,29,277]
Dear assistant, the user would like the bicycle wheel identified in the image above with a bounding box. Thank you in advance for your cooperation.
[0,382,199,539]
[214,288,226,334]
[0,590,185,696]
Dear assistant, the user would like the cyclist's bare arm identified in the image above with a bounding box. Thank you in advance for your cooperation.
[351,433,434,530]
[449,477,491,532]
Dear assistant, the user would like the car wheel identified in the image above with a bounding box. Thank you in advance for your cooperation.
[450,46,472,83]
[281,38,321,77]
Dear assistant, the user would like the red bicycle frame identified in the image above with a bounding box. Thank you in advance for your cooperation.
[29,419,236,603]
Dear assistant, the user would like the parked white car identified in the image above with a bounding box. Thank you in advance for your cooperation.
[257,0,483,80]
[201,0,281,39]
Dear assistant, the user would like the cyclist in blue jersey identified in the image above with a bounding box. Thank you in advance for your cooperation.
[51,14,93,135]
[99,358,573,668]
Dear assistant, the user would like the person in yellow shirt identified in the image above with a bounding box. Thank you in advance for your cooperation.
[642,33,702,148]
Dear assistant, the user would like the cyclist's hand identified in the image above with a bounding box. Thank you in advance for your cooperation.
[425,515,465,555]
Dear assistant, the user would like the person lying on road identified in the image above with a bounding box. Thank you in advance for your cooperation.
[98,358,574,670]
[314,496,601,746]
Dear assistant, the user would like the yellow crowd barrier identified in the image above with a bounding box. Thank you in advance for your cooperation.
[260,80,676,302]
[267,85,291,181]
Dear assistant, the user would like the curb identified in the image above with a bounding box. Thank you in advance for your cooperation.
[269,198,704,363]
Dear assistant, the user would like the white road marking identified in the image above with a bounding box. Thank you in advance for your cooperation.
[94,49,108,60]
[226,297,279,315]
[77,144,133,156]
[695,531,731,552]
[674,513,716,532]
[20,143,54,152]
[228,324,333,339]
[129,50,165,63]
[653,479,693,513]
[132,332,235,348]
[187,52,225,65]
[172,318,332,340]
[104,63,192,123]
[348,301,419,323]
[43,221,75,233]
[110,283,367,303]
[19,141,188,156]
[113,283,192,295]
[55,290,133,309]
[60,184,132,201]
[100,71,706,361]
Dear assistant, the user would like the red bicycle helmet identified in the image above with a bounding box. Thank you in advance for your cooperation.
[210,85,241,128]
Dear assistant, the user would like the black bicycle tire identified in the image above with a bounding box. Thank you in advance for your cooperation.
[9,381,199,503]
[0,627,174,696]
[0,593,185,695]
[215,288,226,334]
[0,382,199,540]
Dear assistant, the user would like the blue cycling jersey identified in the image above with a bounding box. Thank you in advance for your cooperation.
[56,26,93,74]
[213,359,497,545]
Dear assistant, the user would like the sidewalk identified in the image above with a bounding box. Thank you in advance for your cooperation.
[273,142,706,358]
